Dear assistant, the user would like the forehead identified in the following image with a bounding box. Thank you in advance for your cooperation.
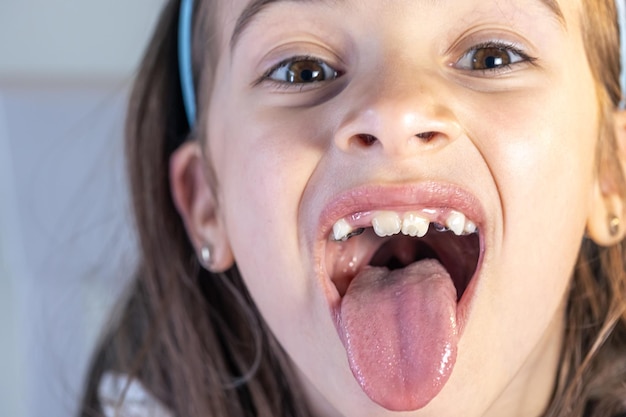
[225,0,567,48]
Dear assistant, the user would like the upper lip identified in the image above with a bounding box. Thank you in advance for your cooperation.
[314,181,487,304]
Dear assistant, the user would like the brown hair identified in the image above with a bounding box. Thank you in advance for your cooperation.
[79,1,626,416]
[545,1,626,416]
[79,1,312,416]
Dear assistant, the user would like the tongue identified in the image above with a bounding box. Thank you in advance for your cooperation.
[339,259,458,411]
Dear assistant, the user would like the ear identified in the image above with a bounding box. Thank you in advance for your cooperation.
[586,109,626,246]
[169,141,234,272]
[587,181,624,246]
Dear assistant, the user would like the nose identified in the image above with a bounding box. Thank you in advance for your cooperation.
[333,80,462,158]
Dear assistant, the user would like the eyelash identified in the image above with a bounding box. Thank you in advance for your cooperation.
[258,55,342,90]
[256,40,536,89]
[453,41,537,74]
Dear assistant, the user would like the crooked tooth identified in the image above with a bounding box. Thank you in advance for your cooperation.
[332,218,353,241]
[401,212,429,237]
[446,210,466,236]
[372,211,402,237]
[464,220,477,235]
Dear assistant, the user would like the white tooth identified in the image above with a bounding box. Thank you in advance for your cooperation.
[464,220,477,235]
[332,218,353,241]
[372,211,402,237]
[446,210,466,236]
[401,212,429,237]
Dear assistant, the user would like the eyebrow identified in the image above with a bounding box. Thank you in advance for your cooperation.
[230,0,564,50]
[540,0,565,24]
[230,0,326,49]
[231,0,299,49]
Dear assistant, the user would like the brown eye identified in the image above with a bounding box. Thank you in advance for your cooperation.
[268,58,338,84]
[471,47,511,70]
[455,42,528,72]
[289,60,327,82]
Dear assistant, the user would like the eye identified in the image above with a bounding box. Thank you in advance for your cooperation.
[266,57,339,84]
[455,42,532,72]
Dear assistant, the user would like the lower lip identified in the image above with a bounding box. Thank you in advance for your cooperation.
[454,248,484,336]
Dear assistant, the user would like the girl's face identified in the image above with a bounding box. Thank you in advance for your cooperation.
[190,0,607,415]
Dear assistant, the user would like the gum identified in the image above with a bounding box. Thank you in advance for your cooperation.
[331,208,478,241]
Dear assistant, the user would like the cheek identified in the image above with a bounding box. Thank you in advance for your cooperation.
[209,109,329,327]
[491,96,596,236]
[462,75,599,371]
[467,73,598,248]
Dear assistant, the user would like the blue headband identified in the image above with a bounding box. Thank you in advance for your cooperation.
[617,0,626,109]
[179,0,196,128]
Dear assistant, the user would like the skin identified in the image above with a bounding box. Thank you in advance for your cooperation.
[170,0,626,416]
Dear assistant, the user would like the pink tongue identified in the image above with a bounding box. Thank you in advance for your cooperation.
[339,259,458,411]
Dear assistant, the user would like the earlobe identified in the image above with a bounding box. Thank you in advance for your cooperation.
[169,141,234,272]
[586,181,624,246]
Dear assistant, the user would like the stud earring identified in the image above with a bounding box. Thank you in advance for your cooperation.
[609,214,621,237]
[199,244,212,269]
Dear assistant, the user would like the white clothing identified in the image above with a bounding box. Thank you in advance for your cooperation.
[98,372,173,417]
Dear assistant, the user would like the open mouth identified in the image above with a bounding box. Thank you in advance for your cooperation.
[317,184,486,410]
[316,184,487,410]
[325,208,481,301]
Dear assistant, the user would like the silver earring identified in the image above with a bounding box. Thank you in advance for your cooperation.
[200,244,212,269]
[609,214,621,237]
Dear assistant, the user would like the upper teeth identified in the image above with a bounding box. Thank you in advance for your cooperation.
[333,218,353,242]
[372,211,402,237]
[401,212,429,237]
[331,209,477,241]
[445,210,465,236]
[332,219,365,241]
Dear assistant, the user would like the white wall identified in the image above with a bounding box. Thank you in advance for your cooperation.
[0,86,139,417]
[0,94,27,417]
[0,1,165,80]
[0,2,165,416]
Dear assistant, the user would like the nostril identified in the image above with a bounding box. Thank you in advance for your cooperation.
[415,131,436,142]
[355,133,378,146]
